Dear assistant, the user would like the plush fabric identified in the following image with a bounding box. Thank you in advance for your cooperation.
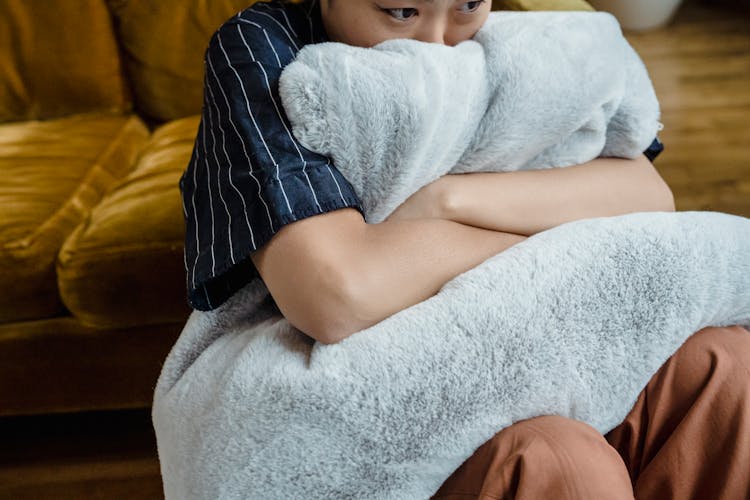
[0,0,131,123]
[105,0,265,123]
[278,10,660,223]
[57,117,199,329]
[152,11,750,499]
[0,113,148,323]
[153,211,750,499]
[493,0,594,11]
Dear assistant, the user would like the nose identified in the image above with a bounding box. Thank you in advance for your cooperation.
[418,33,445,45]
[415,22,447,45]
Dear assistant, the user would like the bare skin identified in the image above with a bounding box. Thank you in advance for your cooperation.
[251,0,672,344]
[319,0,492,47]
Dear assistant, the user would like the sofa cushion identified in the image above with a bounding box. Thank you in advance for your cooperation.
[106,0,267,124]
[493,0,594,10]
[0,0,132,123]
[105,0,591,124]
[0,113,149,323]
[57,116,200,329]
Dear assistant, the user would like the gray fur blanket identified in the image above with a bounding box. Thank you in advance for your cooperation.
[277,10,662,223]
[152,10,750,499]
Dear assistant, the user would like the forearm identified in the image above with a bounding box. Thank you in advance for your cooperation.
[330,218,526,342]
[442,155,676,236]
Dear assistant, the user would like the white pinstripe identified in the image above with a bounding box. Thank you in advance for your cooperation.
[205,58,260,251]
[179,175,190,288]
[263,26,282,67]
[216,29,297,216]
[186,0,355,306]
[324,158,348,205]
[306,0,316,42]
[190,138,202,290]
[203,285,213,309]
[200,99,217,276]
[241,10,300,51]
[204,81,236,265]
[236,24,324,213]
[253,2,299,38]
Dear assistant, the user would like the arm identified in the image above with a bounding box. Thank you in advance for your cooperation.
[250,208,526,345]
[440,154,676,236]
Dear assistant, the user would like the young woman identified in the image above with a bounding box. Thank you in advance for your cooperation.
[180,0,750,497]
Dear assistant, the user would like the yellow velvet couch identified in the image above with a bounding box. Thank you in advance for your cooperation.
[0,0,594,417]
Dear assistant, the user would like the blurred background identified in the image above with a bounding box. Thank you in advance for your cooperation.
[0,0,748,498]
[598,0,750,216]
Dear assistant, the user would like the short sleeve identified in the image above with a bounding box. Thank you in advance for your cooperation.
[180,18,365,311]
[643,136,664,162]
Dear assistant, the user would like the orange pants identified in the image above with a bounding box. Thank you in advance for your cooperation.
[431,325,750,500]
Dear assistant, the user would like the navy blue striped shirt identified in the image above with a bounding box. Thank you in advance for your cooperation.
[180,0,366,311]
[179,0,665,311]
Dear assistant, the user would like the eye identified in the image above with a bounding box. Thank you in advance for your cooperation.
[380,7,418,22]
[459,0,486,13]
[379,1,486,22]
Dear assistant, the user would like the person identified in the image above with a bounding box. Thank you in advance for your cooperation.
[179,0,750,497]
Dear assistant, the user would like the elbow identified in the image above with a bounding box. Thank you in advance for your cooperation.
[655,176,676,212]
[271,257,358,345]
[306,267,364,345]
[640,155,675,212]
[663,185,676,212]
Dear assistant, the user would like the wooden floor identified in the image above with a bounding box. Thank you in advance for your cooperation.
[0,1,747,499]
[626,0,750,217]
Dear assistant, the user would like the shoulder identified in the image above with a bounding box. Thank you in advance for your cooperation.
[206,1,310,67]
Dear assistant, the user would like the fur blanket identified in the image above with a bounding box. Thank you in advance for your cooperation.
[277,10,662,223]
[152,10,750,499]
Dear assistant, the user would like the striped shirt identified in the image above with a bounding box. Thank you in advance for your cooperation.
[179,0,666,312]
[180,0,365,311]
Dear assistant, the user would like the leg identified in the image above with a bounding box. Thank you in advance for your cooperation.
[605,325,750,500]
[431,414,634,500]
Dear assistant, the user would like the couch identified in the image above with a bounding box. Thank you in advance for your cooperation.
[0,0,594,417]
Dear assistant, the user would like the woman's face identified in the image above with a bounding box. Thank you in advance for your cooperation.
[319,0,492,48]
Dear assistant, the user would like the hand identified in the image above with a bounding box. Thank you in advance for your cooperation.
[384,177,448,223]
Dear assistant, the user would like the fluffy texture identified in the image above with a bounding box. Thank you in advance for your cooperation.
[278,10,662,223]
[152,10,750,500]
[153,212,750,499]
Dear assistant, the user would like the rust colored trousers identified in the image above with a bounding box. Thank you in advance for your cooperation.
[431,325,750,500]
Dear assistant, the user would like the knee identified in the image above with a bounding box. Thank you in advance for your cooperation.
[688,324,750,358]
[502,414,610,451]
[490,414,627,472]
[656,325,750,405]
[436,416,633,500]
[478,415,634,498]
[671,325,750,380]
